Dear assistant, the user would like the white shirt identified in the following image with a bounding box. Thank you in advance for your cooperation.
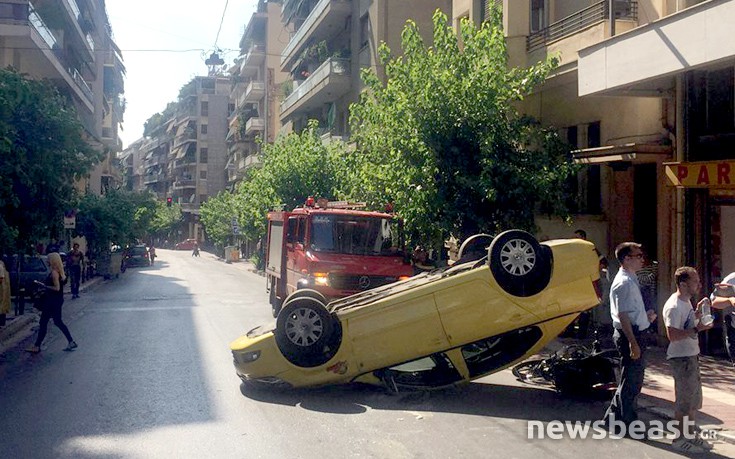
[610,268,649,331]
[663,293,700,358]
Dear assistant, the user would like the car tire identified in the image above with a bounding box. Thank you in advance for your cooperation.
[275,297,342,368]
[283,289,328,308]
[457,233,494,263]
[489,230,551,297]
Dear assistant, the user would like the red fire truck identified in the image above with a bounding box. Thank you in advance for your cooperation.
[265,197,414,317]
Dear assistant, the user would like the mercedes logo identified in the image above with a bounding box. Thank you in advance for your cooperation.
[358,275,371,290]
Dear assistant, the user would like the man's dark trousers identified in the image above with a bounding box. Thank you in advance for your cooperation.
[604,327,646,425]
[69,265,81,296]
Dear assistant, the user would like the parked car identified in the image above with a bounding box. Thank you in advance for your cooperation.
[124,245,150,268]
[175,239,198,250]
[230,230,601,391]
[1,254,50,295]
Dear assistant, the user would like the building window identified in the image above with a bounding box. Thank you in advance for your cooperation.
[706,67,735,135]
[200,101,208,116]
[587,121,601,148]
[200,170,207,179]
[201,124,208,135]
[199,148,208,163]
[530,0,547,33]
[360,14,370,49]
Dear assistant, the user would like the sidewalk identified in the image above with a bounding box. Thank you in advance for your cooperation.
[0,275,104,354]
[548,336,735,445]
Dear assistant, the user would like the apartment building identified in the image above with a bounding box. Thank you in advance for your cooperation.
[278,0,452,137]
[455,0,735,350]
[0,0,126,194]
[226,0,289,187]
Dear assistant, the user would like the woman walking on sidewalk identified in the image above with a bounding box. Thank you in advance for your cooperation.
[26,252,77,353]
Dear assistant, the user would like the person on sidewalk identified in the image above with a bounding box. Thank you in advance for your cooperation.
[0,259,10,326]
[67,243,83,299]
[710,272,735,363]
[25,252,77,353]
[663,266,714,453]
[603,242,657,430]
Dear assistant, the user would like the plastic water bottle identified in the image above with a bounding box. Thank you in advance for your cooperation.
[701,298,714,326]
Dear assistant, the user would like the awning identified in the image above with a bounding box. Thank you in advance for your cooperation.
[664,160,735,188]
[572,143,671,165]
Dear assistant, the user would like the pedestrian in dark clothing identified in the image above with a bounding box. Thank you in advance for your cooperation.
[67,243,83,299]
[26,252,77,353]
[603,242,657,429]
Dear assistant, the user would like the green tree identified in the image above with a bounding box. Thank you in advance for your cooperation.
[74,189,161,256]
[149,201,182,242]
[348,9,576,246]
[0,68,104,252]
[199,190,236,249]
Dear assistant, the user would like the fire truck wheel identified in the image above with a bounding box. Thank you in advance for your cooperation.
[489,230,552,297]
[457,233,494,262]
[270,277,285,317]
[283,289,328,309]
[275,298,342,368]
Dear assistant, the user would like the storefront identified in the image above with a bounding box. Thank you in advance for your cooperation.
[666,160,735,354]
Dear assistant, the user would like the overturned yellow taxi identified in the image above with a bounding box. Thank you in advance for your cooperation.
[230,230,600,391]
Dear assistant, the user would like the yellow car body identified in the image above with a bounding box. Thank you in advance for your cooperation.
[231,233,600,391]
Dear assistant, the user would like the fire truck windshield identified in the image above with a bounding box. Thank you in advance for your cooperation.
[310,215,403,256]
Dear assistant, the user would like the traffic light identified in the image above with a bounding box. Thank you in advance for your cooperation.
[166,197,172,207]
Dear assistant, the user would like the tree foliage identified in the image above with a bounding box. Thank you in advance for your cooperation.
[348,9,576,245]
[74,189,161,256]
[0,68,103,252]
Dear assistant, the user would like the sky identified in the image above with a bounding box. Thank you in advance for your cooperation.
[105,0,259,148]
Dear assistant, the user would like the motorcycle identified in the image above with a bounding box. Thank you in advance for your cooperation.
[512,332,620,397]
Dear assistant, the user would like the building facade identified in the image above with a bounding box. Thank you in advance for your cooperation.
[227,0,289,187]
[0,0,126,194]
[453,0,735,351]
[278,0,452,137]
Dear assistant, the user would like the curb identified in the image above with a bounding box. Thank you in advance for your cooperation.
[639,398,735,446]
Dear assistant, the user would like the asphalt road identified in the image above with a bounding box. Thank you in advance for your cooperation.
[0,249,731,458]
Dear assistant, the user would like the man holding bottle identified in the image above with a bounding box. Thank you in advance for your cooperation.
[662,266,714,453]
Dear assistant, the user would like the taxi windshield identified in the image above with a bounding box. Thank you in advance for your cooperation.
[309,215,403,256]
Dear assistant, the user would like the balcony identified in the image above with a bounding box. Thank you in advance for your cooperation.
[143,173,166,185]
[281,58,350,119]
[2,4,95,111]
[244,81,265,102]
[240,43,266,77]
[62,0,94,59]
[527,1,638,52]
[173,179,197,190]
[281,0,351,70]
[579,0,735,97]
[245,117,265,135]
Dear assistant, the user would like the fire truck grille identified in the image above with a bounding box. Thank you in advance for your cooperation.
[330,274,399,291]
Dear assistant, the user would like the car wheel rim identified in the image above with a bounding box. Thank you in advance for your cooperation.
[500,238,536,276]
[285,307,323,346]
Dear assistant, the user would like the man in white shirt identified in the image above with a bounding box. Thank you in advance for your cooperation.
[663,267,713,453]
[603,242,657,427]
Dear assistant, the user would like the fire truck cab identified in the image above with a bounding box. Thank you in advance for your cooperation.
[265,197,413,317]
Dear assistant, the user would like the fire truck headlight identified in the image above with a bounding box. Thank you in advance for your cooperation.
[313,273,330,286]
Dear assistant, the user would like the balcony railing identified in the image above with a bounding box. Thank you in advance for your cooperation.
[280,0,351,68]
[28,4,57,48]
[282,58,350,113]
[173,179,197,189]
[244,81,265,101]
[527,0,637,51]
[245,117,265,135]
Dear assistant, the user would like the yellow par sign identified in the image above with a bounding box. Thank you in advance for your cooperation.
[665,161,735,188]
